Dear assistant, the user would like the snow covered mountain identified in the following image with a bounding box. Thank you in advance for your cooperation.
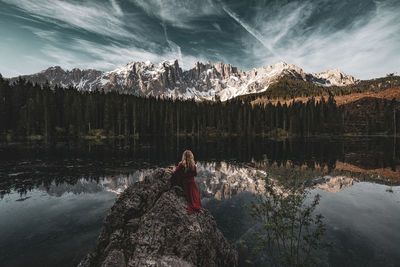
[9,60,357,101]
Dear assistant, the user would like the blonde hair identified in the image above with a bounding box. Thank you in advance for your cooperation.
[181,150,196,172]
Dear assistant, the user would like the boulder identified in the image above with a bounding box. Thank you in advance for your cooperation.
[78,169,238,267]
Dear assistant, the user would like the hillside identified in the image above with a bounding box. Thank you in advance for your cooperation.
[250,82,400,106]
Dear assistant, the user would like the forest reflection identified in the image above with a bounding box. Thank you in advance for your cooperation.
[1,136,399,199]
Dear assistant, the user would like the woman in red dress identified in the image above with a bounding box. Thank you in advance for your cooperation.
[166,150,203,215]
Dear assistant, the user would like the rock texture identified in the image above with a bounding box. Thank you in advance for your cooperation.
[311,175,356,193]
[196,162,266,200]
[8,60,357,101]
[311,68,357,86]
[78,169,238,267]
[9,66,104,90]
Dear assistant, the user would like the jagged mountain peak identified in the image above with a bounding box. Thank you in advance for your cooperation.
[312,68,356,86]
[269,61,292,69]
[39,65,65,75]
[9,60,358,100]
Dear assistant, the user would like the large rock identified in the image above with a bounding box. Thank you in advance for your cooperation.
[78,169,238,267]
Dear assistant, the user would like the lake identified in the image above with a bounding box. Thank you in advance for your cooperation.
[0,136,399,266]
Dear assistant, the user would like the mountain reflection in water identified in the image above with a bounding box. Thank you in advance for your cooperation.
[3,160,384,201]
[0,137,399,267]
[5,162,267,200]
[0,161,400,200]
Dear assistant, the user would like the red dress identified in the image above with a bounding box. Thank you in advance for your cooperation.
[172,162,203,215]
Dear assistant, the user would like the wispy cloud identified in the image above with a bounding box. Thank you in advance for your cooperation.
[20,26,60,43]
[237,0,400,78]
[212,23,222,32]
[226,1,314,64]
[221,5,277,58]
[297,3,400,78]
[162,23,183,63]
[1,0,132,39]
[110,0,123,16]
[20,35,207,74]
[132,0,220,28]
[1,0,399,79]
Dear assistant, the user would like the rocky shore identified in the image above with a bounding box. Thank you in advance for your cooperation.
[78,169,238,267]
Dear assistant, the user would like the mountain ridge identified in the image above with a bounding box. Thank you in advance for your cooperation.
[8,60,357,101]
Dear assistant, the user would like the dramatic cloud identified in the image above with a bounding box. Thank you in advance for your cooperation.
[241,0,400,78]
[0,0,399,79]
[18,31,207,73]
[131,0,220,28]
[1,0,132,39]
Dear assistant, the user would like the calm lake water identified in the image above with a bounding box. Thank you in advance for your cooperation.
[0,137,399,267]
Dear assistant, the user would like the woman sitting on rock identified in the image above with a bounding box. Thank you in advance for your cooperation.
[166,150,203,215]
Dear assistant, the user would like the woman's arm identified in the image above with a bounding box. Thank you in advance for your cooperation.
[165,162,181,174]
[171,163,180,174]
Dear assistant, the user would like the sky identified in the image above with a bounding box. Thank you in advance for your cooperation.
[0,0,399,79]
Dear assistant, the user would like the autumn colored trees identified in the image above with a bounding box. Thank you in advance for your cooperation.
[0,76,398,140]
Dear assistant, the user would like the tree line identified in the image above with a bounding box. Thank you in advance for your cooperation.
[0,76,398,140]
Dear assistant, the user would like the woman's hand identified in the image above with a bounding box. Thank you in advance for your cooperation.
[165,168,173,173]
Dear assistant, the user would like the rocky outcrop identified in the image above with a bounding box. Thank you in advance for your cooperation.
[8,60,358,101]
[9,66,104,90]
[311,175,356,193]
[78,169,238,267]
[311,68,357,86]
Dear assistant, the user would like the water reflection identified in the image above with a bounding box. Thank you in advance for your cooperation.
[197,162,266,199]
[1,137,399,267]
[4,159,392,202]
[36,170,154,197]
[1,136,399,172]
[2,161,399,202]
[312,176,356,193]
[314,183,400,266]
[0,189,116,267]
[1,162,268,201]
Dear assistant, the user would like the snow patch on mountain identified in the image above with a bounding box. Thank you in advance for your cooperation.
[9,60,358,101]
